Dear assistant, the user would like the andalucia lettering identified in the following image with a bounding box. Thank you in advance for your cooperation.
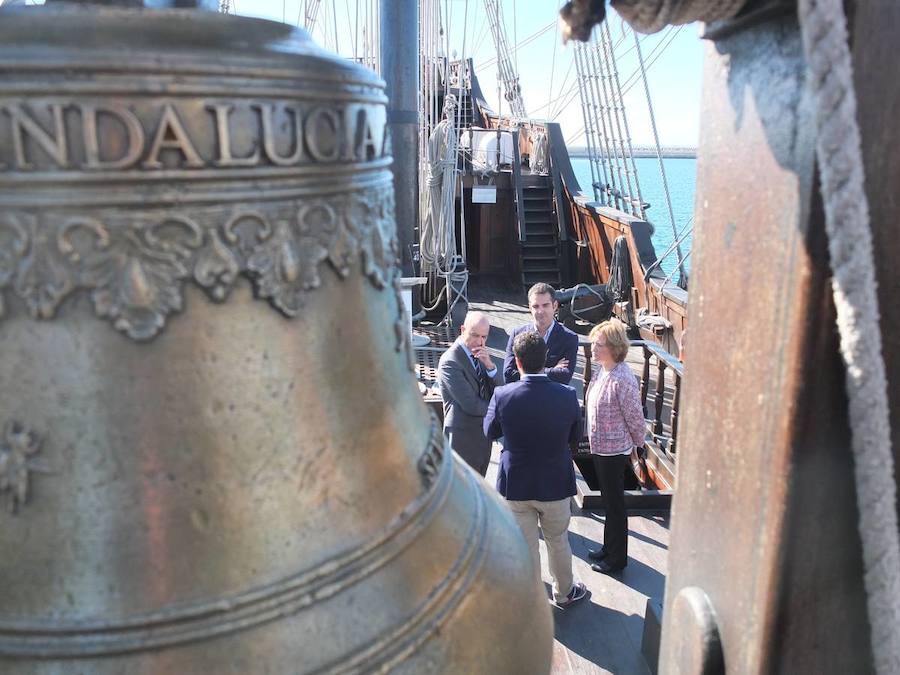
[0,100,387,172]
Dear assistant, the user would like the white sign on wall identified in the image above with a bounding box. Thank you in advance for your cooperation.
[472,186,497,204]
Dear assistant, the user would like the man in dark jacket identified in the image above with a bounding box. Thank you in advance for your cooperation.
[485,331,586,607]
[503,283,579,385]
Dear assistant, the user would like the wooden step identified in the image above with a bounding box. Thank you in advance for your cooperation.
[525,209,554,222]
[522,263,561,274]
[524,223,556,234]
[524,232,556,242]
[521,244,558,256]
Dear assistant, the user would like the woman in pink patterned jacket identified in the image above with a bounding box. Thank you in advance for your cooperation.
[584,318,646,574]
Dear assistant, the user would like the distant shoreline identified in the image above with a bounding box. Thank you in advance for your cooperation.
[568,146,697,159]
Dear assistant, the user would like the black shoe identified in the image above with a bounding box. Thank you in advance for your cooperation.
[591,560,626,575]
[587,547,607,562]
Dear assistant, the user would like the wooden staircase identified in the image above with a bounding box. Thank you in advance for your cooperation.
[437,89,475,129]
[519,176,562,288]
[457,91,475,128]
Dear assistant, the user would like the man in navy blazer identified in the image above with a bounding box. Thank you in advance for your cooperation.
[503,283,579,385]
[484,331,586,607]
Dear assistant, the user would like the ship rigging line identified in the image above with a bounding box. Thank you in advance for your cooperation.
[617,25,683,99]
[331,0,339,52]
[564,24,681,146]
[632,24,687,287]
[474,20,557,72]
[642,218,693,282]
[547,5,559,119]
[555,28,666,127]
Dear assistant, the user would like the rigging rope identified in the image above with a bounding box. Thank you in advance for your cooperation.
[547,5,560,123]
[331,0,340,53]
[564,25,680,145]
[797,0,900,670]
[632,25,687,287]
[475,20,557,72]
[573,44,602,202]
[601,20,645,218]
[643,218,693,281]
[617,24,683,96]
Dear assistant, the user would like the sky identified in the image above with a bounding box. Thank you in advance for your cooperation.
[19,0,697,147]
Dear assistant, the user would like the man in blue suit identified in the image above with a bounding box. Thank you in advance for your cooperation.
[485,331,587,607]
[503,283,579,385]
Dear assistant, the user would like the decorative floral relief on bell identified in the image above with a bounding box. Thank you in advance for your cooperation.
[0,4,553,674]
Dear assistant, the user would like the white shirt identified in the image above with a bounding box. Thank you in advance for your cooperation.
[534,320,556,341]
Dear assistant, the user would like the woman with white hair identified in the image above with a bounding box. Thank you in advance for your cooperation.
[584,319,646,574]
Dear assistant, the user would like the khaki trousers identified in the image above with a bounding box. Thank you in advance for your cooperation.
[507,497,574,603]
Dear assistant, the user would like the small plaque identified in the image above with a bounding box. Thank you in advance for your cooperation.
[472,186,497,204]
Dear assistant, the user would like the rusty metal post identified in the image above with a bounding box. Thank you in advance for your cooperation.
[380,0,419,275]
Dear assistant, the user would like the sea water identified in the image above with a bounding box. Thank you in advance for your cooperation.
[570,157,696,279]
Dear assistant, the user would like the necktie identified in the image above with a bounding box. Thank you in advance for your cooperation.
[472,356,488,399]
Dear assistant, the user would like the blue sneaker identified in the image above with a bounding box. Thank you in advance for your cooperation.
[556,582,587,608]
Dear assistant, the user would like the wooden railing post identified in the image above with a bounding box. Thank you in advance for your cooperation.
[670,373,681,455]
[654,358,667,437]
[641,344,651,410]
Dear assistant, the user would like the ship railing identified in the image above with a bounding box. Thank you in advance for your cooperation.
[635,339,682,490]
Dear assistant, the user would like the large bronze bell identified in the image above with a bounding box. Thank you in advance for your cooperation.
[0,4,552,673]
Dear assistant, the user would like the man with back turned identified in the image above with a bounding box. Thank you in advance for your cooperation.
[485,331,586,607]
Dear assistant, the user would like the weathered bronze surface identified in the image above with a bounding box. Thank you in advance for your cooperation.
[0,6,552,673]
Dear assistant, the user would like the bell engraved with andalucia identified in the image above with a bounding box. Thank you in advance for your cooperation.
[0,5,552,673]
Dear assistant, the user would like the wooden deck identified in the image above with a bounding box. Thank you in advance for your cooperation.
[432,280,671,674]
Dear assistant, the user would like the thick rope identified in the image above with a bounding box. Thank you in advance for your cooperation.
[611,0,744,34]
[798,0,900,671]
